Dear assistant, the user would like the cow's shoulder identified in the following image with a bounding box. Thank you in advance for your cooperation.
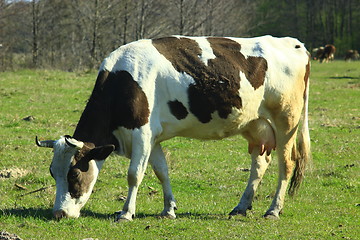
[86,70,150,131]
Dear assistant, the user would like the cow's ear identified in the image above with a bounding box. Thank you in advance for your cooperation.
[89,145,115,160]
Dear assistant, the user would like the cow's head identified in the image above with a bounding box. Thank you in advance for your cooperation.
[36,135,114,219]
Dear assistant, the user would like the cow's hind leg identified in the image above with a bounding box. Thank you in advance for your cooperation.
[149,144,177,219]
[264,109,301,219]
[229,149,271,216]
[264,136,296,219]
[230,118,275,217]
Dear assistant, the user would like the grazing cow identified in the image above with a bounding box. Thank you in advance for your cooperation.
[312,47,324,60]
[319,44,336,63]
[36,35,311,221]
[344,50,359,61]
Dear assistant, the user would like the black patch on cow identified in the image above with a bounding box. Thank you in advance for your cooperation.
[252,42,264,56]
[153,37,268,123]
[73,70,150,147]
[283,66,292,76]
[168,100,188,120]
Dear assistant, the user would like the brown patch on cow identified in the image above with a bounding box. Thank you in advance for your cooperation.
[73,70,150,147]
[68,142,96,199]
[106,71,150,129]
[68,142,114,198]
[304,62,310,96]
[242,56,268,89]
[152,37,267,123]
[207,37,268,90]
[168,100,188,120]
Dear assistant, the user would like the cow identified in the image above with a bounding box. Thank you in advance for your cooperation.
[318,44,336,63]
[36,35,311,221]
[312,47,324,60]
[344,50,359,61]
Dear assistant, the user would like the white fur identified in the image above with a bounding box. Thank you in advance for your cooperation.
[194,37,216,66]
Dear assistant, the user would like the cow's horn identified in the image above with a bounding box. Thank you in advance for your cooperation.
[64,135,84,149]
[36,136,55,148]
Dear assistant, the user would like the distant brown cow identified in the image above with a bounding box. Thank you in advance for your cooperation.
[344,50,359,61]
[319,44,336,63]
[312,47,324,60]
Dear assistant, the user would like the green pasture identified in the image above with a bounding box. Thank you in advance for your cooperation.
[0,61,359,239]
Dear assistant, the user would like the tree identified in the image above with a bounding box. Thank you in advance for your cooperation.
[1,0,359,70]
[32,0,39,67]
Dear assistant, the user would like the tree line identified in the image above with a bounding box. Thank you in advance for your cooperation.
[1,0,359,71]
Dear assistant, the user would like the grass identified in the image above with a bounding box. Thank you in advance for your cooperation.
[0,61,359,239]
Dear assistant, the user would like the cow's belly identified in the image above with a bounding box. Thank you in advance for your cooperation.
[158,106,258,141]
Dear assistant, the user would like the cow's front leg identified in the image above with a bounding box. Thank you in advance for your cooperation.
[115,132,152,222]
[149,144,177,219]
[229,147,271,217]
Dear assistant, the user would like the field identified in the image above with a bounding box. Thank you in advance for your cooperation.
[0,61,359,239]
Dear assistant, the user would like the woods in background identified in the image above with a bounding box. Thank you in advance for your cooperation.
[1,0,359,71]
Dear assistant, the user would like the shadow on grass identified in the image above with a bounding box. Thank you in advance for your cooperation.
[81,209,116,220]
[0,208,53,220]
[131,211,249,222]
[176,212,250,221]
[329,76,359,80]
[0,208,112,221]
[1,208,248,222]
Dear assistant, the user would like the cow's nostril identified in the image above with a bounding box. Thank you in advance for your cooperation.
[54,210,67,219]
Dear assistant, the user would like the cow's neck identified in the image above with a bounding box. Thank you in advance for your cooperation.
[73,71,119,149]
[73,98,118,148]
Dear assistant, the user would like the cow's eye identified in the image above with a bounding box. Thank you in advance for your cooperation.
[68,169,80,179]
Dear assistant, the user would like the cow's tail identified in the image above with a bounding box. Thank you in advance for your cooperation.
[289,79,311,196]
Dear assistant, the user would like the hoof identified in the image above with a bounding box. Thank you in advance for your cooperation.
[114,211,133,222]
[160,208,177,219]
[115,217,133,222]
[229,208,247,217]
[263,212,280,220]
[159,212,176,219]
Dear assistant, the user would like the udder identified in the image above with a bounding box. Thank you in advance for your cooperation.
[242,118,276,156]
